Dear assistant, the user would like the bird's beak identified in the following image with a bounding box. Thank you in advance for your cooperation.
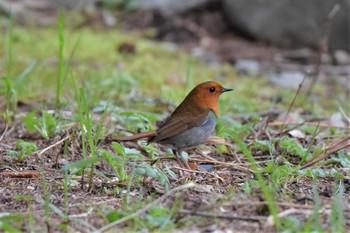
[221,88,233,93]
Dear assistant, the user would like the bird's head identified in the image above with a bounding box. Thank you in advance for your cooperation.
[184,81,233,115]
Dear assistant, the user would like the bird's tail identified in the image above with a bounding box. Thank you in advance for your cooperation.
[111,130,157,141]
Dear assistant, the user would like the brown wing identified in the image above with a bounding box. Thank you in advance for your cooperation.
[149,109,209,143]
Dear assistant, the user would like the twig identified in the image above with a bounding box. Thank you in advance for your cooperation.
[228,145,242,163]
[247,117,270,147]
[190,158,255,174]
[68,198,121,208]
[301,135,350,169]
[264,207,333,231]
[178,209,266,222]
[264,208,313,230]
[69,208,93,218]
[268,121,350,130]
[37,134,70,156]
[339,106,350,124]
[279,75,307,133]
[205,135,229,146]
[306,4,340,96]
[145,155,254,174]
[0,120,9,142]
[172,166,208,174]
[1,171,40,178]
[95,182,195,233]
[195,149,220,162]
[144,156,181,163]
[223,201,315,209]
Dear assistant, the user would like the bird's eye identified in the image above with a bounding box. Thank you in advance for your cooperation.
[209,87,215,93]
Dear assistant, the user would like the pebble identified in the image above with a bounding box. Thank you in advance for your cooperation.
[235,59,261,76]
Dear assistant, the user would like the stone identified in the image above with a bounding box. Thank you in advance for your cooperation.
[333,50,350,65]
[223,0,350,51]
[268,70,306,89]
[235,59,261,76]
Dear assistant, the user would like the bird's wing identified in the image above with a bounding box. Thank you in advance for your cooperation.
[149,110,210,143]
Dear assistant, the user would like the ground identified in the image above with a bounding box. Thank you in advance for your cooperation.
[0,6,349,233]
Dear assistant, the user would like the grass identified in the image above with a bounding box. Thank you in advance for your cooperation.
[231,130,281,230]
[56,8,65,106]
[1,24,347,115]
[0,12,349,233]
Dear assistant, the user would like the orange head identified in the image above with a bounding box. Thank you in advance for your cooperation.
[172,81,233,116]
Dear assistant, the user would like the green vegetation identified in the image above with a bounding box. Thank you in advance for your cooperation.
[6,139,38,162]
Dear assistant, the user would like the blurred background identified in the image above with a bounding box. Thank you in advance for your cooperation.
[1,0,349,57]
[0,0,349,115]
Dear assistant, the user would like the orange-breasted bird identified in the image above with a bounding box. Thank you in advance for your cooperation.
[114,81,233,168]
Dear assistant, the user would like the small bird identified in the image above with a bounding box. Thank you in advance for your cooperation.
[114,81,233,168]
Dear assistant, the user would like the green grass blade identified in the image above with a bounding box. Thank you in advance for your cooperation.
[62,33,81,88]
[94,101,109,144]
[56,8,65,105]
[331,180,345,233]
[14,61,36,87]
[5,15,13,111]
[230,130,281,230]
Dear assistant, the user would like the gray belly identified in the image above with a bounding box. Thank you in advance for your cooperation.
[158,111,216,151]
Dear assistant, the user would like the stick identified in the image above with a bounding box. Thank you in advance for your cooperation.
[172,166,208,174]
[279,75,307,133]
[224,201,315,209]
[0,122,8,142]
[189,158,255,174]
[306,4,340,96]
[301,136,350,169]
[264,208,313,229]
[339,106,350,124]
[268,121,350,130]
[1,171,40,178]
[178,209,266,222]
[37,134,70,156]
[264,206,334,231]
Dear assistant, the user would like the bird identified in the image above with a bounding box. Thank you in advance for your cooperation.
[114,81,233,168]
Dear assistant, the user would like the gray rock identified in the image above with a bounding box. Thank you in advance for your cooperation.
[236,59,261,76]
[269,70,306,89]
[330,112,347,128]
[191,47,220,66]
[333,50,350,65]
[223,0,350,51]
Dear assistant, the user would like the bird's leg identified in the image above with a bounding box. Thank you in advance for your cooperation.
[174,150,191,170]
